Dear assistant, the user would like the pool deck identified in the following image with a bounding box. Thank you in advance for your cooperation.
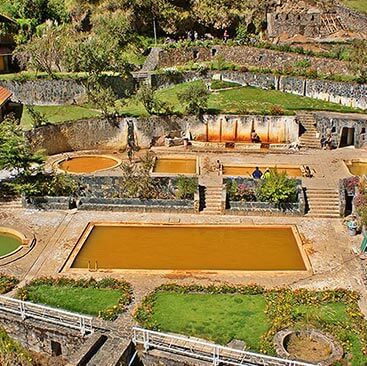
[1,146,367,334]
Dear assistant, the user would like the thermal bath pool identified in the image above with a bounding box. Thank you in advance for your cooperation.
[152,158,197,175]
[223,165,302,177]
[345,160,367,176]
[66,224,309,272]
[0,229,22,257]
[57,155,121,174]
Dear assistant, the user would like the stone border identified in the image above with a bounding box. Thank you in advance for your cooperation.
[273,328,343,366]
[0,224,36,266]
[53,154,122,175]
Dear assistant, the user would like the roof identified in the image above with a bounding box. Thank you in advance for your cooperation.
[0,87,12,107]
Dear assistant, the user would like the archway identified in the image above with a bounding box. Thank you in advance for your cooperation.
[339,127,355,148]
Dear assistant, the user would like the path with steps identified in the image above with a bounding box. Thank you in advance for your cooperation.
[198,157,224,215]
[298,112,321,149]
[0,197,22,209]
[305,187,340,218]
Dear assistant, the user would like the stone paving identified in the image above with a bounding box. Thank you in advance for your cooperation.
[1,146,367,338]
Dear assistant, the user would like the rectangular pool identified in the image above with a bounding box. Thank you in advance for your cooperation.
[152,158,197,174]
[68,224,308,272]
[223,165,302,177]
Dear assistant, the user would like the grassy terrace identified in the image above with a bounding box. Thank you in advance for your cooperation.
[342,0,367,13]
[120,81,362,117]
[21,105,100,129]
[18,278,132,320]
[136,285,367,365]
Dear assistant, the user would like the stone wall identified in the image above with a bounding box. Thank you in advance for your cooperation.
[0,313,86,358]
[0,75,134,105]
[157,45,351,76]
[314,112,367,148]
[26,114,299,154]
[335,4,367,33]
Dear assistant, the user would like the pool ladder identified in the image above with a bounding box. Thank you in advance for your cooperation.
[87,260,98,271]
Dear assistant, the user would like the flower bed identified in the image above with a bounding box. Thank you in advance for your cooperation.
[0,274,19,294]
[17,277,132,321]
[135,284,367,365]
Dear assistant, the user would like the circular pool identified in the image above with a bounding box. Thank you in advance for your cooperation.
[0,228,24,258]
[57,155,121,174]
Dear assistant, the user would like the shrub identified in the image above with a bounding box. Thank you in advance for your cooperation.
[177,81,210,115]
[135,84,171,115]
[235,23,250,45]
[175,176,197,200]
[226,180,256,202]
[270,105,284,116]
[0,274,19,294]
[256,171,297,206]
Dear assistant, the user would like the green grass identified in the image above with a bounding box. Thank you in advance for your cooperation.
[21,105,100,129]
[24,284,122,316]
[210,80,242,90]
[0,234,21,256]
[152,293,269,349]
[341,0,367,13]
[119,81,362,117]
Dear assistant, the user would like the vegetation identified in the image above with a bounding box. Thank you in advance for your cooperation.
[177,81,210,115]
[175,176,197,200]
[226,180,256,202]
[21,104,100,129]
[120,81,362,117]
[349,40,367,83]
[0,274,19,294]
[135,84,170,115]
[210,80,241,90]
[341,0,367,13]
[256,171,298,206]
[17,277,132,320]
[135,284,367,365]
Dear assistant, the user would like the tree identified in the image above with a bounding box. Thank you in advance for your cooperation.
[0,115,45,175]
[86,81,117,120]
[26,105,49,128]
[135,84,170,115]
[177,81,210,115]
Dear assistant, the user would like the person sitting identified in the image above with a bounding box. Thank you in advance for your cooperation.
[215,160,222,175]
[251,130,261,143]
[304,166,313,178]
[252,167,263,179]
[262,168,271,179]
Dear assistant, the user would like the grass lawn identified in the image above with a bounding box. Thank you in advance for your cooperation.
[136,286,367,365]
[21,105,100,130]
[341,0,367,13]
[152,293,269,349]
[119,81,362,117]
[24,284,122,316]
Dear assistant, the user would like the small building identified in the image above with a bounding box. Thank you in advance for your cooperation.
[0,86,22,122]
[0,13,17,73]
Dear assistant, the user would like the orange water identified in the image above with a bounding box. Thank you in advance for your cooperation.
[223,166,301,177]
[347,162,367,176]
[71,225,306,271]
[153,159,197,174]
[59,156,118,173]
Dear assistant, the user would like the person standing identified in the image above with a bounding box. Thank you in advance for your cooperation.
[252,167,263,179]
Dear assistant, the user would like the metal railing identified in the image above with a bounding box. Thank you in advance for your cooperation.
[0,295,93,335]
[132,327,316,366]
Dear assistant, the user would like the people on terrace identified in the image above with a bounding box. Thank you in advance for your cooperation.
[252,167,263,179]
[262,168,271,179]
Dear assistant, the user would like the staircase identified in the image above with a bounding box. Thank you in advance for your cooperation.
[200,185,223,215]
[298,112,321,149]
[305,188,340,218]
[141,47,162,72]
[0,197,22,209]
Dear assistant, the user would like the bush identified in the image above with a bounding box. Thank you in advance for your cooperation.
[177,81,209,115]
[270,105,285,116]
[0,274,19,294]
[226,180,256,202]
[256,171,297,206]
[135,84,170,115]
[175,176,197,200]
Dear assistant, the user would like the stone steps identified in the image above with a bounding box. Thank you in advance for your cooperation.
[201,185,223,215]
[0,198,23,209]
[298,112,320,149]
[305,188,340,218]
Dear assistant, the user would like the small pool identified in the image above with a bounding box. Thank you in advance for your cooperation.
[0,232,22,257]
[223,165,302,177]
[345,160,367,176]
[152,158,197,174]
[57,155,120,174]
[67,224,309,272]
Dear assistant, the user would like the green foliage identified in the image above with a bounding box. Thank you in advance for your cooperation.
[25,105,49,128]
[209,56,239,71]
[256,171,297,206]
[175,176,197,199]
[226,180,256,202]
[135,84,170,115]
[177,81,209,115]
[210,80,241,90]
[0,115,45,175]
[17,277,132,320]
[0,274,19,294]
[349,40,367,83]
[235,23,250,45]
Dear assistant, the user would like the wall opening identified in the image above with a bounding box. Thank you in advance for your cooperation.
[211,48,217,57]
[51,341,62,356]
[339,127,355,147]
[193,49,199,59]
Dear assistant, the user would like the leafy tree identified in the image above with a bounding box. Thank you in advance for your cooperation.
[177,81,210,115]
[0,115,45,175]
[175,176,197,199]
[256,171,297,206]
[26,105,49,128]
[86,81,117,120]
[135,84,170,115]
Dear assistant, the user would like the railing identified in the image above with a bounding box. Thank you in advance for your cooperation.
[132,327,316,366]
[0,295,93,335]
